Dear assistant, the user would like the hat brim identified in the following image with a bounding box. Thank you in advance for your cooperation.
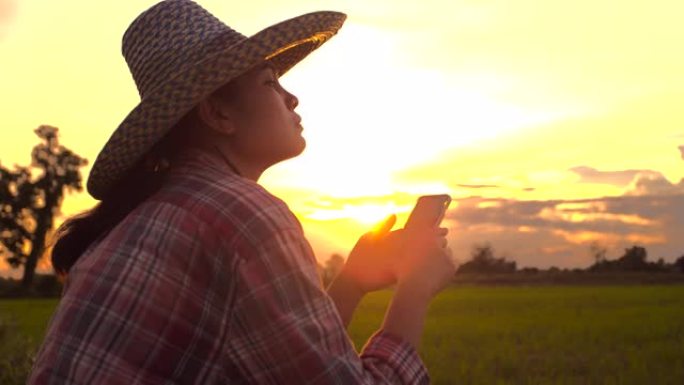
[87,11,346,200]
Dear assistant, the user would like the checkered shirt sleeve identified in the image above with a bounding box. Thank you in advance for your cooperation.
[224,223,429,384]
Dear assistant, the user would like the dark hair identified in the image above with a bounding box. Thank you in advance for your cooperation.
[51,116,189,275]
[51,79,242,276]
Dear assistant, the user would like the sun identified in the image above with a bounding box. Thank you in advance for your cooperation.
[265,21,569,202]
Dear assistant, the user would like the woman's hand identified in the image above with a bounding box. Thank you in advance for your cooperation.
[394,226,456,299]
[337,214,402,294]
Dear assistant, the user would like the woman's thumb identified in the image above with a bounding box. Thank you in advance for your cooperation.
[372,214,397,236]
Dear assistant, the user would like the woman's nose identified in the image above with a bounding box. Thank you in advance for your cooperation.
[286,91,299,110]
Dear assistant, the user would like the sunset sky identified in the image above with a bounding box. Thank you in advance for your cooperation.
[1,0,683,278]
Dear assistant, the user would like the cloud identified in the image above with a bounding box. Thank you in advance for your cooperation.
[445,193,684,268]
[456,184,500,189]
[570,166,655,186]
[625,172,684,196]
[451,197,655,235]
[569,161,684,196]
[455,183,536,192]
[0,0,16,39]
[0,0,16,24]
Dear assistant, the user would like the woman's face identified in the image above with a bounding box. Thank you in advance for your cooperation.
[216,63,305,169]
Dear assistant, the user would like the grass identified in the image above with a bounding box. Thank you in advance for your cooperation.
[2,285,684,384]
[0,299,59,384]
[0,299,58,344]
[349,285,684,385]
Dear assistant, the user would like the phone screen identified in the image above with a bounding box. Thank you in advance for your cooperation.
[404,194,452,229]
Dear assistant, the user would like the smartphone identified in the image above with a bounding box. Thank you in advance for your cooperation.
[404,194,452,229]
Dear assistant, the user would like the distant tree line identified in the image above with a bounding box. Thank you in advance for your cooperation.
[588,245,681,273]
[453,242,684,275]
[0,273,63,297]
[315,241,684,288]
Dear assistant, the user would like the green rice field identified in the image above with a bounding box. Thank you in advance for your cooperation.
[2,285,684,384]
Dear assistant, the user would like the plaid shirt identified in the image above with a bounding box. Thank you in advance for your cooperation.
[29,149,429,385]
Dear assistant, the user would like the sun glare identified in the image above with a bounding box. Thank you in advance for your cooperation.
[307,202,411,226]
[271,21,574,202]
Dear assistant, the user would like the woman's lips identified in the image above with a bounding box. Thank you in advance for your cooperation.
[295,114,303,131]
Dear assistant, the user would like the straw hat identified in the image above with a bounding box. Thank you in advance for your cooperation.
[87,0,346,199]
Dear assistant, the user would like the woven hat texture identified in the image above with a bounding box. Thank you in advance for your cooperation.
[87,0,345,199]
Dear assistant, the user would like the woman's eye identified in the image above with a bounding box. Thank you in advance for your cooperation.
[265,80,278,88]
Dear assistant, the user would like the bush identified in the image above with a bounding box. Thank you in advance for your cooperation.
[0,274,63,298]
[33,274,62,297]
[589,245,672,273]
[457,243,517,275]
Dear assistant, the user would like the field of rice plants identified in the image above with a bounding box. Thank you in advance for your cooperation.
[2,285,684,384]
[349,285,684,385]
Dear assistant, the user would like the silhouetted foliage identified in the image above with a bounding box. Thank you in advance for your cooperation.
[0,126,87,289]
[457,243,517,274]
[0,274,62,298]
[320,253,345,287]
[675,255,684,273]
[589,245,670,272]
[589,241,608,265]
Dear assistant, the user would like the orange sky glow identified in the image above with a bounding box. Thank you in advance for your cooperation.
[1,0,684,278]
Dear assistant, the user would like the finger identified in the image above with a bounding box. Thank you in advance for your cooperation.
[443,247,457,266]
[452,258,461,268]
[373,214,397,236]
[440,238,448,248]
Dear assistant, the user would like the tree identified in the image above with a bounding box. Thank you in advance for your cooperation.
[457,243,517,274]
[589,245,668,272]
[675,255,684,273]
[589,241,607,265]
[0,125,87,288]
[471,243,495,265]
[620,245,648,270]
[321,253,345,287]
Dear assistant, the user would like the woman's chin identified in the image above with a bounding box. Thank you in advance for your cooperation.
[293,137,306,156]
[278,137,306,162]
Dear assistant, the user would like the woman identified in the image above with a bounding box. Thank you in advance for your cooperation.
[28,1,456,384]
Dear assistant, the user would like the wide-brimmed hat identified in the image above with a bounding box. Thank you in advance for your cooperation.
[87,0,346,199]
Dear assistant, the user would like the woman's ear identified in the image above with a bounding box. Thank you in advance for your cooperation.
[197,97,237,135]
